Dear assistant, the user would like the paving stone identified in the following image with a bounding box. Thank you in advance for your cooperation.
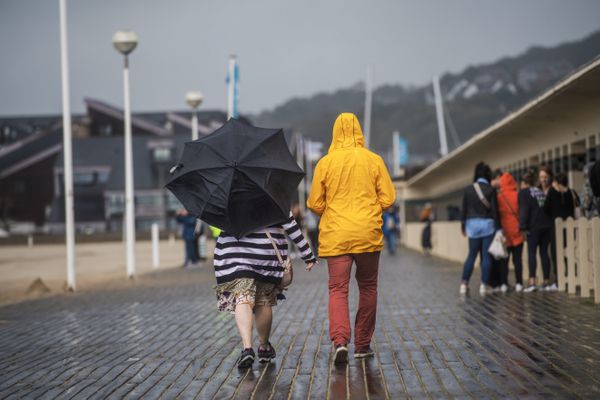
[0,248,599,399]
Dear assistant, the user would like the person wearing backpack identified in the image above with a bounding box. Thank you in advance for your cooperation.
[494,171,525,292]
[460,162,500,295]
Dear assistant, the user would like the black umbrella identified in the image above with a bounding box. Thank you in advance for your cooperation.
[166,118,305,239]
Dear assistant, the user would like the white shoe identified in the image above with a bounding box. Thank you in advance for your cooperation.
[500,284,508,293]
[515,283,523,293]
[185,262,199,270]
[479,284,488,295]
[547,283,558,292]
[523,285,537,293]
[459,283,468,295]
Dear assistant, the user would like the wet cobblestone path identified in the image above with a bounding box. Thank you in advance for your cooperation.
[1,248,600,399]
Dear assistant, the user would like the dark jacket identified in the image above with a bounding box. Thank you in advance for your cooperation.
[543,187,579,220]
[518,187,552,232]
[460,181,499,232]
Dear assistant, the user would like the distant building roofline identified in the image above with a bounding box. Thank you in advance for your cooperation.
[407,55,600,188]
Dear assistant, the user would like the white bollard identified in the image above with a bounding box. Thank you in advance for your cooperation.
[168,233,175,246]
[27,234,33,248]
[151,223,160,269]
[199,235,207,259]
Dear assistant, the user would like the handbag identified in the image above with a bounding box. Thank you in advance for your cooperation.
[488,230,508,260]
[265,231,293,287]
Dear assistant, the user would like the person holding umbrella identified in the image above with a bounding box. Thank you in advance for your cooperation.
[307,113,396,363]
[167,119,316,369]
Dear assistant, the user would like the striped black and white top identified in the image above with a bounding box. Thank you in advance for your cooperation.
[214,215,317,285]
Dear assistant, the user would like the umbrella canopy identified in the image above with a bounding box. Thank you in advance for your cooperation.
[166,118,305,238]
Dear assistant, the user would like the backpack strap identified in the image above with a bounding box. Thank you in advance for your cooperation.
[473,183,491,209]
[500,190,518,219]
[265,231,286,267]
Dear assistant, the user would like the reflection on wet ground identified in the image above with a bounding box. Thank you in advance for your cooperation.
[1,248,599,398]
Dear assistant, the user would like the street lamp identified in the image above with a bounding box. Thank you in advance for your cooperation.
[59,0,76,291]
[113,29,138,279]
[186,91,203,141]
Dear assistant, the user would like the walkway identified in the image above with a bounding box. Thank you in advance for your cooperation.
[1,249,599,399]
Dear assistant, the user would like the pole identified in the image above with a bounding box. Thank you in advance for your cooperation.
[305,139,312,198]
[363,66,373,148]
[433,75,448,157]
[296,134,306,216]
[59,0,76,291]
[392,131,400,177]
[151,222,159,269]
[191,110,198,141]
[123,55,136,279]
[227,55,237,120]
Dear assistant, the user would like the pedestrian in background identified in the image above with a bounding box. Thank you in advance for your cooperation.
[307,112,396,363]
[539,165,553,196]
[420,203,433,256]
[175,208,199,269]
[582,162,600,218]
[489,170,504,291]
[460,162,499,296]
[519,171,553,292]
[544,172,579,291]
[494,170,524,292]
[382,205,400,255]
[305,211,319,257]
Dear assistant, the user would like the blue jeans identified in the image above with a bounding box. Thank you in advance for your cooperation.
[384,232,397,255]
[527,229,551,280]
[461,234,494,284]
[184,238,198,264]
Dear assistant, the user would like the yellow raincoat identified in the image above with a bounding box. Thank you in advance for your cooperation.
[307,113,396,256]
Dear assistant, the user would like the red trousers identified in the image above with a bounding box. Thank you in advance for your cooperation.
[327,252,380,349]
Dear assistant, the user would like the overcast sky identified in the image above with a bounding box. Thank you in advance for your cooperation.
[1,0,599,117]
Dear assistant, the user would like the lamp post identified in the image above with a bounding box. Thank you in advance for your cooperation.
[112,30,138,279]
[185,91,203,141]
[59,0,76,291]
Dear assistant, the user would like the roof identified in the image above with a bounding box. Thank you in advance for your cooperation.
[0,128,62,179]
[85,98,172,136]
[405,56,600,198]
[54,132,194,190]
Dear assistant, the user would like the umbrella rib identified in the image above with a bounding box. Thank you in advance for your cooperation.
[235,169,290,219]
[237,129,284,164]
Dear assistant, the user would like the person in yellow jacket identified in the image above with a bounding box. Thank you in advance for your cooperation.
[307,112,396,363]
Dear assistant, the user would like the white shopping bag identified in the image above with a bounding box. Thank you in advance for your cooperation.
[488,230,508,260]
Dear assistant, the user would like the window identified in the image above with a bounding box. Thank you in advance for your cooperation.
[74,172,96,185]
[153,147,172,163]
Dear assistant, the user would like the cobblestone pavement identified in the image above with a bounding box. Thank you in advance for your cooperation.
[1,248,600,399]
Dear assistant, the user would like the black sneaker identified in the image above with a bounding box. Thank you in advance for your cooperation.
[237,348,255,369]
[333,344,348,364]
[354,347,374,359]
[258,342,276,363]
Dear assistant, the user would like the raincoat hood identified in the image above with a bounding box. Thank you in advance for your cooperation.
[328,113,365,153]
[499,172,517,192]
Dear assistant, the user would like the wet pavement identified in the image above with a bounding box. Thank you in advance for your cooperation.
[1,248,599,399]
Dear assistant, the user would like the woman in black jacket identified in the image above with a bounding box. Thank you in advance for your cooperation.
[519,171,553,292]
[544,173,579,291]
[460,162,499,295]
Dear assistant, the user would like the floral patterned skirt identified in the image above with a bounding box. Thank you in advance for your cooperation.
[214,278,279,313]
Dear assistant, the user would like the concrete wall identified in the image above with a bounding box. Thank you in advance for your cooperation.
[405,222,467,263]
[404,221,545,284]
